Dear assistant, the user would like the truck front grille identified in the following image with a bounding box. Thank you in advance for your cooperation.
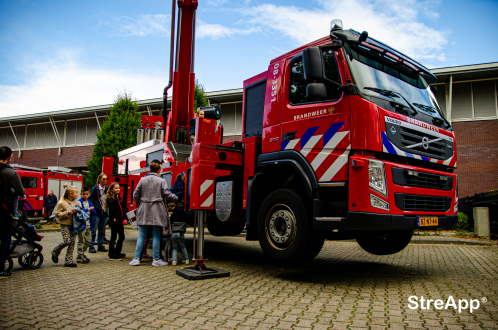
[392,168,453,191]
[400,126,447,159]
[394,193,451,212]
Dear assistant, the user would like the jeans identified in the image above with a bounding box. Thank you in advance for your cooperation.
[134,225,162,260]
[171,232,189,261]
[109,223,125,257]
[0,210,13,272]
[90,213,108,247]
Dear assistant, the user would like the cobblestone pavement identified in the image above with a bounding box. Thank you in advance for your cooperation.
[1,230,497,330]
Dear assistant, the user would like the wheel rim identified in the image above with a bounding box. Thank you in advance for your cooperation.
[29,252,43,269]
[265,204,297,250]
[19,255,29,267]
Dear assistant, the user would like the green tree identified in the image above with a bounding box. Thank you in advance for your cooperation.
[85,90,141,187]
[193,79,208,112]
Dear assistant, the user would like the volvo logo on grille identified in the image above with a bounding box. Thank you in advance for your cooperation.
[390,126,396,135]
[422,137,430,150]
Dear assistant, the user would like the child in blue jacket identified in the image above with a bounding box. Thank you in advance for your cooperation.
[77,186,97,263]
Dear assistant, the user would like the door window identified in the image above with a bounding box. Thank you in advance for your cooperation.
[21,177,37,189]
[289,48,341,105]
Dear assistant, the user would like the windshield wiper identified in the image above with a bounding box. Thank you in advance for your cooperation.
[364,87,418,115]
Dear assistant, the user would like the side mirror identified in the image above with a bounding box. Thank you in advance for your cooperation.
[303,47,325,82]
[306,83,327,102]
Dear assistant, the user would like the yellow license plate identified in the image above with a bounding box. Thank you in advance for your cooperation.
[418,217,438,226]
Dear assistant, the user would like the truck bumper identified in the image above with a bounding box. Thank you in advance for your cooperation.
[314,212,458,231]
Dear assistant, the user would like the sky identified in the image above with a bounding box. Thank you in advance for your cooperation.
[0,0,497,117]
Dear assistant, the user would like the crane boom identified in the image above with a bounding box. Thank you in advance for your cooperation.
[168,0,198,143]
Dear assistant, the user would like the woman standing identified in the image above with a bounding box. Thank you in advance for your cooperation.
[129,161,178,266]
[51,185,81,267]
[105,182,126,260]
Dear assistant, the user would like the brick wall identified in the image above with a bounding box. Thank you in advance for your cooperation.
[453,120,498,198]
[222,135,243,144]
[10,146,93,169]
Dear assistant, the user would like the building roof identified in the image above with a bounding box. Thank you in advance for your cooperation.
[0,88,243,125]
[431,62,498,83]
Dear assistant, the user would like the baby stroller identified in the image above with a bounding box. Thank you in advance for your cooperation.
[3,202,44,273]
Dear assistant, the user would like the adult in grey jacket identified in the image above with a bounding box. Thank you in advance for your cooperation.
[129,161,178,267]
[0,146,25,278]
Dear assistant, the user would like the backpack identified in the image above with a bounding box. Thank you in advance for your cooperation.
[0,167,12,210]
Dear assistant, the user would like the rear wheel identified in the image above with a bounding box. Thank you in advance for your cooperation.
[5,257,13,273]
[18,255,30,268]
[356,230,413,255]
[257,189,324,264]
[28,252,44,269]
[207,211,246,236]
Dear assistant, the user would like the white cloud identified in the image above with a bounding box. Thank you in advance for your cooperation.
[197,20,260,39]
[0,52,165,117]
[238,0,448,63]
[98,14,170,37]
[207,0,228,6]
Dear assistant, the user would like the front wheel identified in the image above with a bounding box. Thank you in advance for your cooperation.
[356,230,413,255]
[257,189,324,264]
[5,257,13,273]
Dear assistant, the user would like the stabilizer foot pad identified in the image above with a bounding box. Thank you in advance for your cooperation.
[176,267,230,280]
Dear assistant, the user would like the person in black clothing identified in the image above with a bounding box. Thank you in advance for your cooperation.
[88,173,109,253]
[104,182,126,260]
[0,146,25,279]
[189,110,204,145]
[44,190,58,220]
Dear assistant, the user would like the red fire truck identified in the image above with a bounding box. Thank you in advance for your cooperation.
[104,1,457,269]
[11,164,84,217]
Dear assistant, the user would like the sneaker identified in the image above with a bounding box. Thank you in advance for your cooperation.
[97,246,108,252]
[51,252,58,264]
[0,271,12,279]
[103,238,110,245]
[11,214,19,220]
[118,253,126,258]
[172,261,177,266]
[88,246,97,254]
[183,260,190,265]
[129,258,140,266]
[76,258,84,264]
[152,259,168,267]
[109,256,122,261]
[64,263,77,268]
[82,255,90,263]
[168,258,173,263]
[142,253,152,259]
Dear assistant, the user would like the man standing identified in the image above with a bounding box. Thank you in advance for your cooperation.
[43,190,58,221]
[189,110,204,145]
[0,146,25,279]
[88,173,108,253]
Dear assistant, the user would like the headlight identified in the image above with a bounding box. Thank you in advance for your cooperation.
[370,194,389,211]
[369,159,387,196]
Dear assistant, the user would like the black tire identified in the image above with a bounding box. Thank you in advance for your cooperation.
[5,257,13,273]
[356,230,413,255]
[257,189,324,264]
[207,211,245,236]
[28,252,43,269]
[18,255,30,268]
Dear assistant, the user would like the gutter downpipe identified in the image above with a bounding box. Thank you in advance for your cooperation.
[163,0,177,142]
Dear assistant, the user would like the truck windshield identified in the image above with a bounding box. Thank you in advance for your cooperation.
[344,43,445,120]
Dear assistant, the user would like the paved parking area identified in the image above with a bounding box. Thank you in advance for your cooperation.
[1,230,497,330]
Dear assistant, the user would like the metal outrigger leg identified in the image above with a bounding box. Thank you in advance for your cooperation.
[176,210,230,280]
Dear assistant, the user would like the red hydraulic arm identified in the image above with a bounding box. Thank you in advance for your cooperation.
[168,0,198,144]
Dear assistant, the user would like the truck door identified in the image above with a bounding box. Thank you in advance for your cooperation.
[281,47,351,182]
